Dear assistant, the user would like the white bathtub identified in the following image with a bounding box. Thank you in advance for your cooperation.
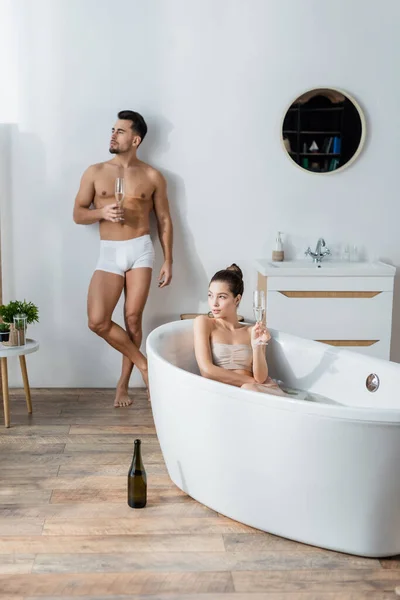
[146,319,400,557]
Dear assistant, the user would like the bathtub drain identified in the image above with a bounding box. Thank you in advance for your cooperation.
[366,373,380,392]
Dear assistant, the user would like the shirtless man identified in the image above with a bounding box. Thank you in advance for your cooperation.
[73,110,173,406]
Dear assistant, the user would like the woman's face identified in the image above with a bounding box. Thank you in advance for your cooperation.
[208,281,239,318]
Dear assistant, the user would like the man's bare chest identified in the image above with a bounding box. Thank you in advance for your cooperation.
[94,176,155,205]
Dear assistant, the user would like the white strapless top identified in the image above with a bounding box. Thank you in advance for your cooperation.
[211,342,253,371]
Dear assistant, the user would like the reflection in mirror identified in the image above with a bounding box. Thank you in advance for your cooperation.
[282,88,366,174]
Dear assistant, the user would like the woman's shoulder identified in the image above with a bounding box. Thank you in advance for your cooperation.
[194,315,215,333]
[194,314,212,325]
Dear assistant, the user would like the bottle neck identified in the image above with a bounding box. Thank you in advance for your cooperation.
[133,441,144,471]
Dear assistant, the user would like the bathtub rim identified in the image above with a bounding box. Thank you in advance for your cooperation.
[147,320,400,425]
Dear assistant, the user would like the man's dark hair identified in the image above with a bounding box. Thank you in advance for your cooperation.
[118,110,147,144]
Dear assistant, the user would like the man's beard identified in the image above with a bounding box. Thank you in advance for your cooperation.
[109,147,120,154]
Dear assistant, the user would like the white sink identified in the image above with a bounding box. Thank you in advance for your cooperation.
[256,259,396,277]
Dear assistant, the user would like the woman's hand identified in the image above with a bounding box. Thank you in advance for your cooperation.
[251,322,271,349]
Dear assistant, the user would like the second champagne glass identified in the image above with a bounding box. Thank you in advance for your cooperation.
[115,177,125,221]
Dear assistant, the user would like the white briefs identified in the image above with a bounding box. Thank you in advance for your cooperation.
[95,235,155,277]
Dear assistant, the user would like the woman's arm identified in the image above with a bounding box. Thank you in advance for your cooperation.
[250,323,271,383]
[252,345,269,383]
[193,316,255,387]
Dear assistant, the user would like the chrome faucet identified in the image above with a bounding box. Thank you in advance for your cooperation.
[305,238,331,263]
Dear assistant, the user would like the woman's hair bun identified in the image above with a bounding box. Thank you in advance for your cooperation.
[226,263,243,280]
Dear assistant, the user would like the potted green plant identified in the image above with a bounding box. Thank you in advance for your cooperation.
[0,300,39,346]
[0,322,10,344]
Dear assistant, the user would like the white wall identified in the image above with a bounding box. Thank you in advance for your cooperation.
[2,0,400,386]
[0,0,19,123]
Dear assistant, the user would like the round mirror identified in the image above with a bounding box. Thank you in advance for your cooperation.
[282,88,366,174]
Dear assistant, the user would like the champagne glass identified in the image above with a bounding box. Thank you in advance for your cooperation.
[253,290,267,346]
[115,177,125,221]
[253,290,265,323]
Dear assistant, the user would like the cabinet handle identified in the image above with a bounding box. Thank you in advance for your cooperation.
[278,291,381,298]
[316,340,379,347]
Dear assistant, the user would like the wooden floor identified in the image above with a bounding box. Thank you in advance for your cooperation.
[0,388,399,600]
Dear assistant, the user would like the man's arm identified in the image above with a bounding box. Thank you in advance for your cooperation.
[152,170,173,287]
[73,166,122,225]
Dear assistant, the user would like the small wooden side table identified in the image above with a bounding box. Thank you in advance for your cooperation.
[180,312,245,322]
[0,339,39,428]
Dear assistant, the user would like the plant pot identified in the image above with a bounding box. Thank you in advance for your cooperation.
[0,331,10,344]
[2,323,25,347]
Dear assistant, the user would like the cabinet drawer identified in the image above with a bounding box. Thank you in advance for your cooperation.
[266,276,394,292]
[266,291,392,340]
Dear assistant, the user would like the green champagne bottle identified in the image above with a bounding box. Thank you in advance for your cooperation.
[127,439,147,509]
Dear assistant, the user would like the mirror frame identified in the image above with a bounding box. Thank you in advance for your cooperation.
[281,87,367,175]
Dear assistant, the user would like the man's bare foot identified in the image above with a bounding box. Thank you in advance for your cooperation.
[114,387,133,408]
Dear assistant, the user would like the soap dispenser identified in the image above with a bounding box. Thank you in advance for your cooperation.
[272,232,284,262]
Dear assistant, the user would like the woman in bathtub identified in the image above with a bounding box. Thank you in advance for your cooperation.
[194,264,286,396]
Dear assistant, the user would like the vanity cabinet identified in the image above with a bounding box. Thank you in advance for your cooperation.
[256,261,396,359]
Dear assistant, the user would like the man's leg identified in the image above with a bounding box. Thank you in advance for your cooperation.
[87,270,150,402]
[115,267,152,407]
